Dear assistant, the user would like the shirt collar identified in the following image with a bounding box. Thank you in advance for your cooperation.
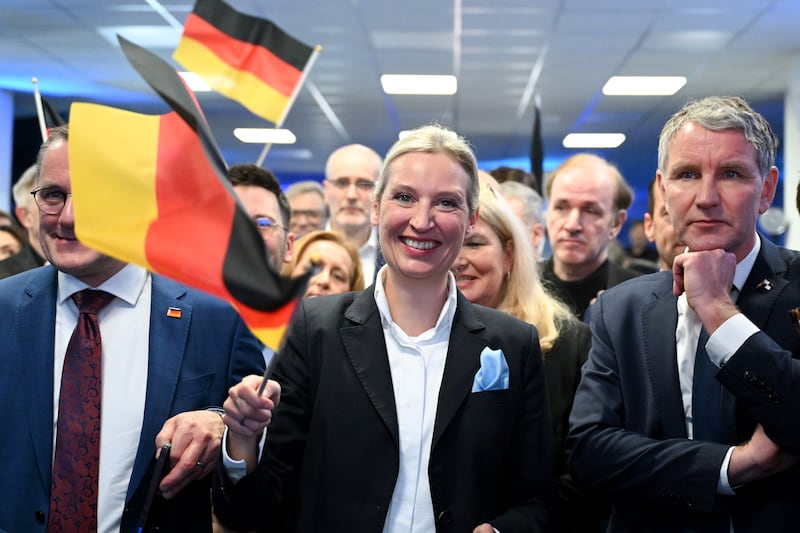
[360,226,379,254]
[733,233,761,293]
[57,264,150,307]
[373,267,458,343]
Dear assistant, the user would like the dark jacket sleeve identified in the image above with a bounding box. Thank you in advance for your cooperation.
[566,289,728,513]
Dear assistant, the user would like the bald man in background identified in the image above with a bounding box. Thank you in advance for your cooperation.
[323,144,383,283]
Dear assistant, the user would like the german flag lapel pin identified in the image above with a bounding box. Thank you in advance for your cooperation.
[166,307,182,319]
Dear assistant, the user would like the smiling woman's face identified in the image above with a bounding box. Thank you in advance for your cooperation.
[292,239,355,298]
[372,151,475,286]
[0,229,22,259]
[452,217,512,308]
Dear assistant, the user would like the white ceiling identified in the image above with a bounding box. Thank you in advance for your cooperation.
[3,0,800,188]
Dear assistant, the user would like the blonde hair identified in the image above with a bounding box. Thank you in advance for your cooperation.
[282,230,365,292]
[376,124,480,217]
[478,186,575,352]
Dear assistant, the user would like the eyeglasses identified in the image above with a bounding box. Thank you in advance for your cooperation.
[326,178,375,192]
[31,187,72,215]
[292,209,326,220]
[255,217,288,236]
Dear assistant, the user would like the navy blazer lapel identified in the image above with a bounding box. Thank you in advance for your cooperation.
[642,275,687,438]
[736,237,787,329]
[340,290,399,445]
[21,267,60,493]
[432,294,486,449]
[127,275,192,500]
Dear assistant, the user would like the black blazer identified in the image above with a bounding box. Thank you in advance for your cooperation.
[543,319,607,532]
[567,237,800,532]
[214,289,554,532]
[544,319,591,472]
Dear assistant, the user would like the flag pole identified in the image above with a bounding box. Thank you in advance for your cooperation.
[256,45,322,167]
[32,78,48,143]
[257,262,320,395]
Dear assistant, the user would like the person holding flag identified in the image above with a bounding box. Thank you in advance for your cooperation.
[213,124,555,532]
[0,125,266,532]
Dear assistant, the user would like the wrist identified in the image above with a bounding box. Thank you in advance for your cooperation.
[205,407,226,438]
[696,303,739,335]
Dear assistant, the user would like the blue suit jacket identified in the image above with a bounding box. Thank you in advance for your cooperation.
[567,237,800,532]
[0,266,264,533]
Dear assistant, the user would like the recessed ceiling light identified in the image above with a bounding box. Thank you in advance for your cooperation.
[562,133,626,149]
[178,72,211,92]
[398,129,458,140]
[381,75,457,95]
[233,128,297,144]
[602,76,687,96]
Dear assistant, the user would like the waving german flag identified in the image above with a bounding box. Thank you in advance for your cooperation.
[69,37,307,350]
[173,0,313,123]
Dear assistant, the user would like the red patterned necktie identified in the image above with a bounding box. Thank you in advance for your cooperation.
[48,289,115,533]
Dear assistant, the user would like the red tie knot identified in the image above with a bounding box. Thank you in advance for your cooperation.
[72,289,115,315]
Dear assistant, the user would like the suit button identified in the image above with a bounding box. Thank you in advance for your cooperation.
[35,511,45,524]
[743,371,755,382]
[437,510,453,525]
[769,392,782,404]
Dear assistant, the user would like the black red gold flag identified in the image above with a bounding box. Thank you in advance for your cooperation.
[173,0,313,123]
[69,36,308,350]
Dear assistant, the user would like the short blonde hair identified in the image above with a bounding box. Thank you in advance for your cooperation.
[375,124,480,217]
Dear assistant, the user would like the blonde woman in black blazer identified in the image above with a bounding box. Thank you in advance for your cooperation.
[213,125,555,532]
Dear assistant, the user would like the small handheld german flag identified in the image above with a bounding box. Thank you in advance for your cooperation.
[69,37,311,351]
[173,0,315,124]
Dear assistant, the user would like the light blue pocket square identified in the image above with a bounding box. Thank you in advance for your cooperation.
[471,347,509,392]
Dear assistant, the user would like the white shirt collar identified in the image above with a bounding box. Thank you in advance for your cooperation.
[373,266,458,343]
[57,264,150,307]
[732,233,761,293]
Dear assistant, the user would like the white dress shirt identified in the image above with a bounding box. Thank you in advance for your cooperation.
[359,226,380,283]
[53,264,151,533]
[675,236,760,495]
[374,267,457,533]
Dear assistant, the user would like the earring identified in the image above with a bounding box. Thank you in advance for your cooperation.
[505,271,511,281]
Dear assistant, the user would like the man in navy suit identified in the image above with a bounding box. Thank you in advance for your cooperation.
[568,96,800,531]
[0,126,264,532]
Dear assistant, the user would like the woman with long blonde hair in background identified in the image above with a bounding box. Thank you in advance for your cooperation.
[452,183,602,532]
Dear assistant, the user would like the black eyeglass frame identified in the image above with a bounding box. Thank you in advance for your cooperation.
[31,187,72,215]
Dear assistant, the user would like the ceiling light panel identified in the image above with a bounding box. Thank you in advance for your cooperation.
[234,128,297,144]
[381,75,457,95]
[562,133,626,149]
[602,76,687,96]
